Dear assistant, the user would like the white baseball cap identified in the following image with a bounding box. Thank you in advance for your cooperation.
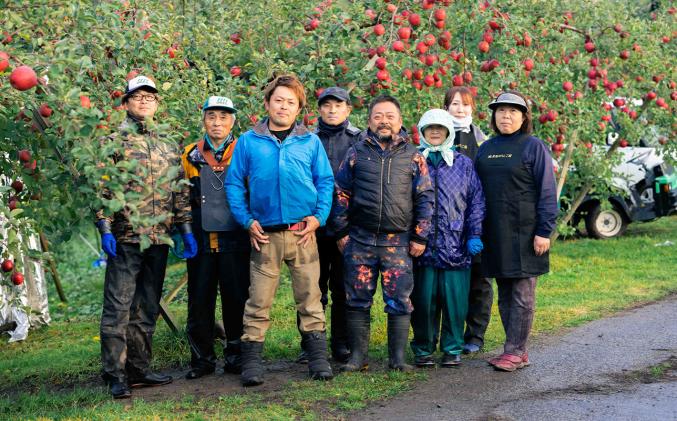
[125,76,158,96]
[202,96,237,114]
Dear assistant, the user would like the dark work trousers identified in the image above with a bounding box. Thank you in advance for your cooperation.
[186,250,250,370]
[296,235,348,352]
[344,240,414,315]
[411,267,471,356]
[496,277,537,356]
[463,262,494,348]
[100,243,169,381]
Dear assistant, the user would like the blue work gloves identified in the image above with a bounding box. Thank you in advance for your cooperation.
[467,237,484,256]
[101,233,117,258]
[181,233,198,259]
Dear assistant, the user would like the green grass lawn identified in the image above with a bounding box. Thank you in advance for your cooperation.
[1,216,675,420]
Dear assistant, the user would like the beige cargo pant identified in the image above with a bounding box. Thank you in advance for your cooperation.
[241,230,325,342]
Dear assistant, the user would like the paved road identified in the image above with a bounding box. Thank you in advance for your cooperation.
[355,295,677,421]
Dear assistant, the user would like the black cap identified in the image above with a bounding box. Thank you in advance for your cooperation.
[318,87,350,104]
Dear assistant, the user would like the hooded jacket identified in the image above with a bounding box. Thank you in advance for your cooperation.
[225,118,334,228]
[415,111,486,270]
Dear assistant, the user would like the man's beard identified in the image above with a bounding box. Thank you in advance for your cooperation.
[376,123,394,142]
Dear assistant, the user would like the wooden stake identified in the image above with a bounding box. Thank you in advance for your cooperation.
[39,232,67,303]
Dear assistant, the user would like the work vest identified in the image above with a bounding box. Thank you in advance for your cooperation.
[475,133,549,278]
[351,139,418,234]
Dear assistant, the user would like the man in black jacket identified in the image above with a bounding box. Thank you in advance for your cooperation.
[296,87,360,364]
[332,95,434,372]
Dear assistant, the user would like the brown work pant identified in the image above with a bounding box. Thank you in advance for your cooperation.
[241,231,325,342]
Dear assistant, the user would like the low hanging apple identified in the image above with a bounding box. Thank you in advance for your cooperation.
[9,65,38,91]
[0,51,9,72]
[1,259,13,273]
[11,272,24,286]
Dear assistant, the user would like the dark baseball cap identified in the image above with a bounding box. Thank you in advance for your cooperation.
[318,87,350,104]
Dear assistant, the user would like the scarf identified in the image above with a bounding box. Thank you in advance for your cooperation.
[419,132,455,167]
[451,115,473,133]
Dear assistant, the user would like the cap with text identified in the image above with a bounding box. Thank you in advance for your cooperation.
[125,76,158,97]
[202,96,237,114]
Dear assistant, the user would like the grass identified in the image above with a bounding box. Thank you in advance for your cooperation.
[0,216,675,420]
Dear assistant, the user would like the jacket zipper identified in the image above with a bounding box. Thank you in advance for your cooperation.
[432,166,439,255]
[387,158,392,184]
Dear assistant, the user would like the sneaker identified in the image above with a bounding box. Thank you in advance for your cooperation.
[440,353,461,367]
[414,354,436,368]
[490,353,528,372]
[462,343,481,354]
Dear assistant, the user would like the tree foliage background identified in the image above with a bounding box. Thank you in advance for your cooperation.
[0,0,674,281]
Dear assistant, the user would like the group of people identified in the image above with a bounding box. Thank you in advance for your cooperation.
[95,73,557,399]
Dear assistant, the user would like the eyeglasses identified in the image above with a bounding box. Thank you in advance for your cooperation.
[129,94,158,102]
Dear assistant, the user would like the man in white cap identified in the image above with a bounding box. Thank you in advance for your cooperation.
[180,96,250,379]
[96,75,197,399]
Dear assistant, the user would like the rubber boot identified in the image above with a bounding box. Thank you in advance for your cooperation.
[330,302,351,363]
[340,307,370,372]
[388,314,413,372]
[223,340,242,374]
[302,332,334,380]
[240,341,264,387]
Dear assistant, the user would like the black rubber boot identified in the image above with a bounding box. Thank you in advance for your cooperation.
[223,340,242,374]
[340,307,370,372]
[330,301,351,363]
[240,341,264,387]
[387,314,413,372]
[302,332,334,380]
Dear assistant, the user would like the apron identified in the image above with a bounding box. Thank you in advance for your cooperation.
[475,133,549,278]
[198,140,240,232]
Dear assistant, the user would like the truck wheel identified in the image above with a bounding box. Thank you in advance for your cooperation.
[585,203,628,239]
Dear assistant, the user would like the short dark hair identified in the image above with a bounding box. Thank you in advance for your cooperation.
[489,90,533,135]
[263,74,306,110]
[368,95,401,118]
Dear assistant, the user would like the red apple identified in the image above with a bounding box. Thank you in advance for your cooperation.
[402,68,413,80]
[408,13,421,26]
[398,27,411,40]
[373,24,386,36]
[230,66,241,77]
[478,41,490,53]
[18,149,31,163]
[8,197,18,211]
[376,69,390,81]
[11,272,24,286]
[613,23,623,33]
[1,259,13,272]
[424,34,436,47]
[230,33,241,44]
[562,81,573,91]
[11,180,23,193]
[452,74,463,86]
[0,51,9,72]
[38,103,52,118]
[613,98,625,107]
[9,65,38,91]
[375,57,387,70]
[619,50,629,60]
[80,95,91,109]
[619,139,629,147]
[656,98,667,108]
[523,59,534,71]
[434,9,446,20]
[423,75,435,87]
[584,41,595,53]
[392,40,405,52]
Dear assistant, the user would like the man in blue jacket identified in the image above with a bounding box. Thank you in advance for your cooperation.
[226,74,335,386]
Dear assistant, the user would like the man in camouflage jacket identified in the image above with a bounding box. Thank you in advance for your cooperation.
[95,76,197,399]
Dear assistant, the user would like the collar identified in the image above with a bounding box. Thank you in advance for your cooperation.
[252,117,311,140]
[317,118,349,135]
[362,128,410,150]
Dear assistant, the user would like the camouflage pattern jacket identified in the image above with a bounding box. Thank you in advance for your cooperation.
[95,118,191,244]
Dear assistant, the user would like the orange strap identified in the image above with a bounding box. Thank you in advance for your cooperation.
[197,138,237,172]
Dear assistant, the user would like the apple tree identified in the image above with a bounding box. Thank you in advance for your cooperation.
[1,0,674,287]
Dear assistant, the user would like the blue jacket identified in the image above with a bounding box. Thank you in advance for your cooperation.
[416,151,486,270]
[225,118,334,228]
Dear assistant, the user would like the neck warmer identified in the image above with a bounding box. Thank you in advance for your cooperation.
[451,115,473,133]
[318,118,349,135]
